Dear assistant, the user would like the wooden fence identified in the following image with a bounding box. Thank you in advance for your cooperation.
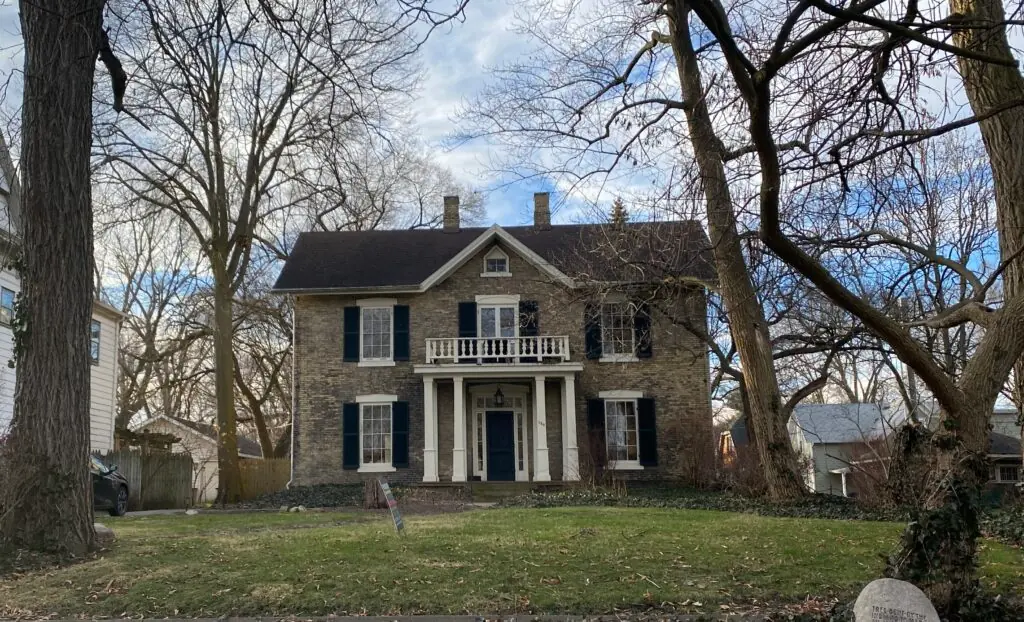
[239,457,290,500]
[94,449,193,510]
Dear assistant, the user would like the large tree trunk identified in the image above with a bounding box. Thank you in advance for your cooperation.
[0,0,103,555]
[669,5,806,500]
[212,263,242,503]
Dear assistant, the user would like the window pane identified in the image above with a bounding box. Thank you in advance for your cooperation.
[361,403,393,465]
[499,307,516,337]
[605,399,638,463]
[1000,466,1019,482]
[601,303,634,355]
[480,307,496,338]
[90,320,101,363]
[0,288,14,325]
[361,307,392,360]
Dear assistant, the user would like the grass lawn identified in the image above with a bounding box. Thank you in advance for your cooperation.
[1,507,1021,617]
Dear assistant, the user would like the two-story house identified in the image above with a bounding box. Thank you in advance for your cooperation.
[272,193,715,486]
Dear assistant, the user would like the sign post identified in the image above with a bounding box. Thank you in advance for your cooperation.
[378,478,404,533]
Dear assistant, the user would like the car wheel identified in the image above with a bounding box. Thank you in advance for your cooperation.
[109,485,128,517]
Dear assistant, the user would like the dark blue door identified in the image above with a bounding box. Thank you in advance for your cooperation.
[487,411,516,481]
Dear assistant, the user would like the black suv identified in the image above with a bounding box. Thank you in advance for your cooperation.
[91,455,129,516]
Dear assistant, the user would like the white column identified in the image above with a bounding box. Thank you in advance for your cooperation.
[452,376,467,482]
[422,377,438,482]
[561,374,579,481]
[533,375,551,481]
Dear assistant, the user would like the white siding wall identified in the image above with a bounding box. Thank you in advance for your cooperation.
[0,266,120,452]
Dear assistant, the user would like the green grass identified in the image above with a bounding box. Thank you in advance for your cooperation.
[1,507,1021,617]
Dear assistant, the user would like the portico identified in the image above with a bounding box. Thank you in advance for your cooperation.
[415,363,583,483]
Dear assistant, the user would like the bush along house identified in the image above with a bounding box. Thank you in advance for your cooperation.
[272,193,716,488]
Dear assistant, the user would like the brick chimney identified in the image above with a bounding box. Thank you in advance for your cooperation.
[533,192,551,230]
[443,195,460,233]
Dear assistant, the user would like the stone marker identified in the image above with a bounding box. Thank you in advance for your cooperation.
[94,523,115,546]
[185,508,199,515]
[853,578,939,622]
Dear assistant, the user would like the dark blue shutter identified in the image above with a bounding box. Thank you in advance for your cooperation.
[638,398,657,466]
[519,300,539,362]
[635,302,652,359]
[393,305,410,361]
[458,302,477,356]
[343,307,360,362]
[584,303,602,359]
[587,399,605,432]
[392,401,409,468]
[342,403,359,470]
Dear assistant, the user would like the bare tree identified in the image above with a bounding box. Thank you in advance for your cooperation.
[96,0,468,502]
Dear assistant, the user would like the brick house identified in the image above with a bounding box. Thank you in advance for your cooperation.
[272,193,715,486]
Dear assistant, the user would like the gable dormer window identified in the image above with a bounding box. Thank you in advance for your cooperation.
[481,246,511,277]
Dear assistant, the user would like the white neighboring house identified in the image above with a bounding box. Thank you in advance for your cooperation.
[0,138,125,451]
[788,403,890,497]
[132,415,263,503]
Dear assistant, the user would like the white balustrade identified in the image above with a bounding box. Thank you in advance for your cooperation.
[424,335,570,363]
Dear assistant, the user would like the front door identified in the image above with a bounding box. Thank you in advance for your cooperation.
[486,411,516,481]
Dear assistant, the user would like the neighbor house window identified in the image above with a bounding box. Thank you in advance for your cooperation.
[360,307,392,361]
[482,247,510,276]
[90,320,101,365]
[601,302,635,356]
[605,399,639,465]
[999,465,1020,482]
[360,403,392,466]
[0,287,14,326]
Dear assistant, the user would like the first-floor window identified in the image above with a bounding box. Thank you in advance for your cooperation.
[90,320,101,364]
[0,287,14,326]
[999,465,1020,483]
[361,307,392,361]
[605,399,638,463]
[361,403,392,466]
[601,302,635,356]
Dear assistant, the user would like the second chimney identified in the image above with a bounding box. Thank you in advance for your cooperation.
[533,192,551,230]
[443,195,460,233]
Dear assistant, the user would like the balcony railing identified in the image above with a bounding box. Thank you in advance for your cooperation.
[425,336,571,364]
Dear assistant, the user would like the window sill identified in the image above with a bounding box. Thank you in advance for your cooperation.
[358,464,397,473]
[608,461,644,471]
[599,354,640,363]
[480,272,512,278]
[358,360,396,367]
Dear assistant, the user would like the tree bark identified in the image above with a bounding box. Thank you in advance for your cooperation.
[212,262,242,503]
[0,0,104,555]
[668,5,806,500]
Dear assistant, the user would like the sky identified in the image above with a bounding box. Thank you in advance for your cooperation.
[0,0,606,228]
[407,0,596,226]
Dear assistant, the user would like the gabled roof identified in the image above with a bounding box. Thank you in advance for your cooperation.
[135,415,263,458]
[790,403,888,445]
[271,221,714,293]
[990,432,1021,457]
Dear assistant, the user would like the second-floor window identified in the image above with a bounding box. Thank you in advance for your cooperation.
[601,302,635,356]
[0,287,14,326]
[361,307,392,361]
[90,320,101,364]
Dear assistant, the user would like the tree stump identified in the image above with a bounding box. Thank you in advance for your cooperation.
[363,480,387,509]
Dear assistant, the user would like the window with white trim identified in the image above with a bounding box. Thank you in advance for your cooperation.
[482,247,510,276]
[999,465,1020,482]
[90,320,101,365]
[361,307,392,361]
[360,403,392,466]
[601,302,635,356]
[605,399,639,465]
[0,287,14,326]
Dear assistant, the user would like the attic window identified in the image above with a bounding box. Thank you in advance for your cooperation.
[482,247,510,277]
